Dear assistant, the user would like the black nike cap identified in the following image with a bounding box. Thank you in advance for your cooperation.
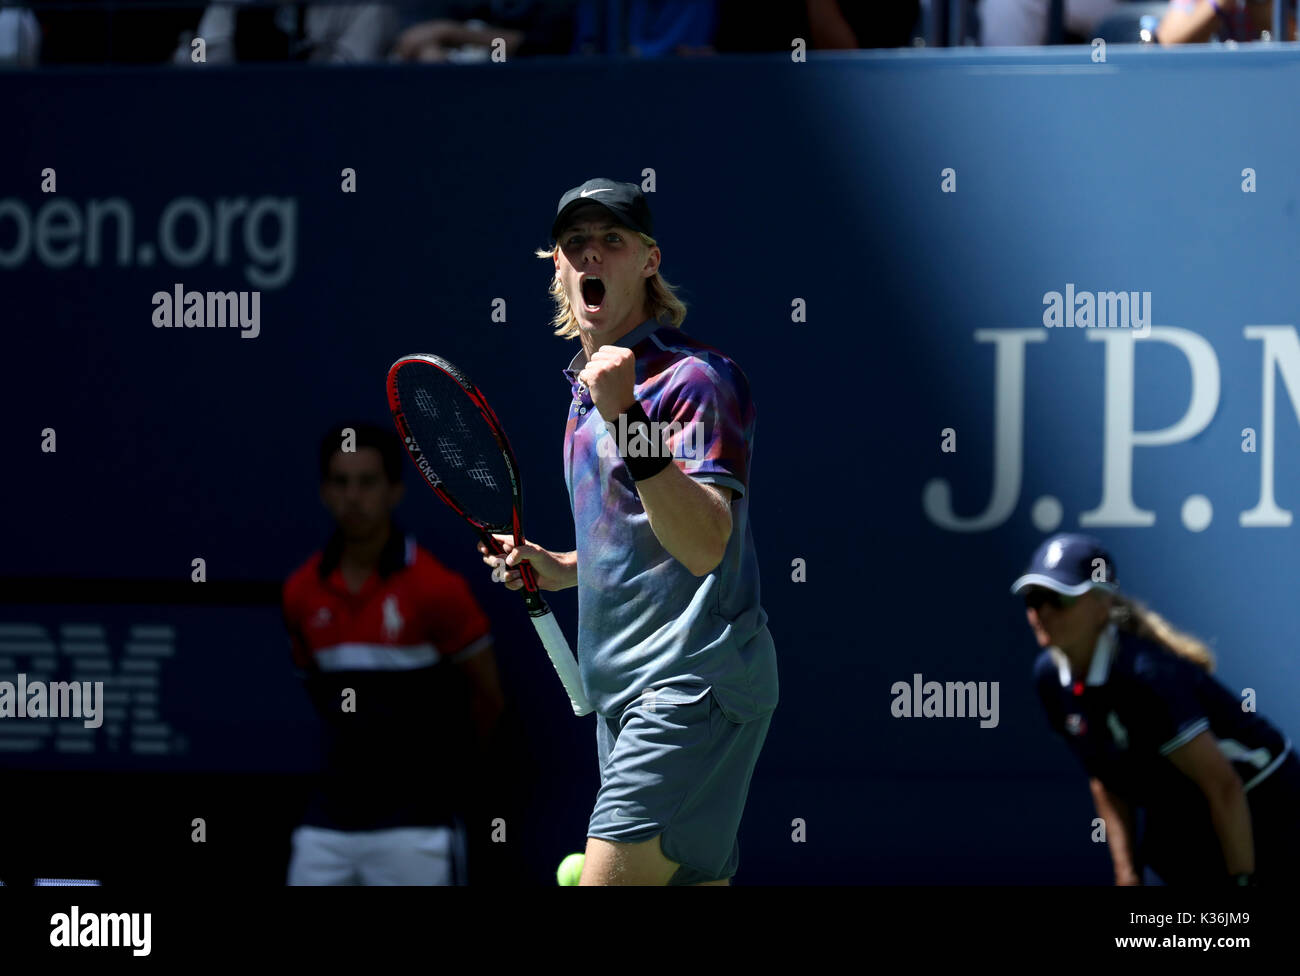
[550,177,654,241]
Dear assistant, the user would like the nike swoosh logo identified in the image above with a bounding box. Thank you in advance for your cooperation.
[580,188,613,197]
[611,808,637,820]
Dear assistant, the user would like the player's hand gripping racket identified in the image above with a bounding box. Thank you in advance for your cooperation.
[386,353,593,717]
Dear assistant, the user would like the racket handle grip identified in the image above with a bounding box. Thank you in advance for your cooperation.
[529,605,593,717]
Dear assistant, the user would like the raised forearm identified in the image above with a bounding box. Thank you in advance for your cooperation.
[578,346,732,576]
[634,463,731,577]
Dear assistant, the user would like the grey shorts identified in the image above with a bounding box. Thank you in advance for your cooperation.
[587,687,773,885]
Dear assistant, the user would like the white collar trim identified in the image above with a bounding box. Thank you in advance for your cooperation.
[1086,623,1117,686]
[1051,623,1117,688]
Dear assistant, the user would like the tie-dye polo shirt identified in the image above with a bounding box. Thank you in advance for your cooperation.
[561,316,778,723]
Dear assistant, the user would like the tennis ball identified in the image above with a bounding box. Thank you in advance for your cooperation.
[556,852,585,886]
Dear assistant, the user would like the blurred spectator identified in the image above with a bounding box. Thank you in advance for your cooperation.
[173,1,399,63]
[978,0,1119,44]
[804,0,920,48]
[0,6,40,65]
[713,0,921,52]
[572,0,716,57]
[1156,0,1295,43]
[35,0,202,63]
[282,422,504,884]
[392,0,576,62]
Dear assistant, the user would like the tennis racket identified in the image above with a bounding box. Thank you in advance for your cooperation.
[386,353,592,717]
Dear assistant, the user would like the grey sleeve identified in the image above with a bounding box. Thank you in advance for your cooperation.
[174,5,238,64]
[311,5,401,62]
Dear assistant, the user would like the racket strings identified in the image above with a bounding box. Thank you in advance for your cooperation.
[395,365,514,530]
[413,387,439,420]
[435,436,466,469]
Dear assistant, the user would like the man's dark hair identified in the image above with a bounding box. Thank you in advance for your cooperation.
[318,422,405,484]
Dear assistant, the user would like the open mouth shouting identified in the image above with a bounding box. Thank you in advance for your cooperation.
[580,274,606,312]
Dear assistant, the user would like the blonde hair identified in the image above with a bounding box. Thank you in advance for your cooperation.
[1110,592,1215,673]
[534,231,687,339]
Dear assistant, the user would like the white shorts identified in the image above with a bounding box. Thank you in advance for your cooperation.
[287,823,467,885]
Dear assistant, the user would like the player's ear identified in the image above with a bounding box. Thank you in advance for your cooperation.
[642,244,660,277]
[389,481,406,508]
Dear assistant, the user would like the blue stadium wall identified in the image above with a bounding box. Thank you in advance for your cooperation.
[4,46,1300,884]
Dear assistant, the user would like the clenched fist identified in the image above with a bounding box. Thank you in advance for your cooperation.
[577,345,637,422]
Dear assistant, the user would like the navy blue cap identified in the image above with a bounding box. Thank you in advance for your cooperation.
[551,178,653,241]
[1010,533,1118,597]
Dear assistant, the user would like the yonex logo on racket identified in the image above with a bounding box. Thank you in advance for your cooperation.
[413,451,442,486]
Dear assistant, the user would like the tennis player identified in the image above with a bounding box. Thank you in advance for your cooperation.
[479,177,778,885]
[1013,533,1300,885]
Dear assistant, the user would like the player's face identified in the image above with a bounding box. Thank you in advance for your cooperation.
[1025,589,1108,654]
[319,448,403,542]
[554,205,659,343]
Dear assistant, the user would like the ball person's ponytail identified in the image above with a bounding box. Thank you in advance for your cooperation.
[1110,592,1215,673]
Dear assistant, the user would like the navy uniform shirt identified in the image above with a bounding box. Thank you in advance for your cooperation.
[1034,623,1293,819]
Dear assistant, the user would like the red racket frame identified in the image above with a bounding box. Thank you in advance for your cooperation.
[385,353,546,612]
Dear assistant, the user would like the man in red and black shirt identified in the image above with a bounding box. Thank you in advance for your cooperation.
[282,422,503,884]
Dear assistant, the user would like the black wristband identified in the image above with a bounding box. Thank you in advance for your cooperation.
[616,401,672,481]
